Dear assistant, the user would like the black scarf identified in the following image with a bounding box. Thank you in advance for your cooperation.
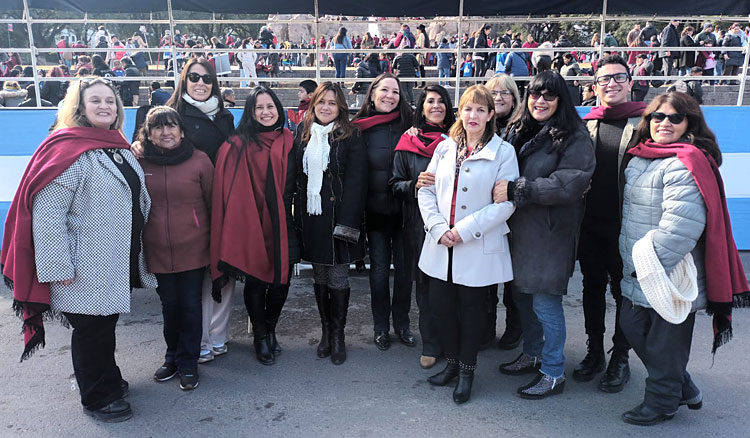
[143,138,194,165]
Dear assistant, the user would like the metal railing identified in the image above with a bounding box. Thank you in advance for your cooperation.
[2,0,748,106]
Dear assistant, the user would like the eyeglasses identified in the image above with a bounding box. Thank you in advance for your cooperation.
[528,90,558,101]
[491,90,513,98]
[594,73,630,86]
[649,112,687,124]
[187,72,213,84]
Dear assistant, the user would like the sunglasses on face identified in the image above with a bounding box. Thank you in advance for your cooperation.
[595,73,630,86]
[528,90,558,101]
[649,112,687,124]
[187,72,213,84]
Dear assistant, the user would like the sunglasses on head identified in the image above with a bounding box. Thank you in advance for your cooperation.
[187,72,213,84]
[528,90,558,101]
[649,112,687,124]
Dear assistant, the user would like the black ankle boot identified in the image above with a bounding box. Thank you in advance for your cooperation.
[314,284,332,358]
[330,287,350,365]
[428,358,459,386]
[573,337,605,382]
[267,327,282,356]
[265,284,289,357]
[598,350,630,393]
[453,362,476,404]
[253,335,275,365]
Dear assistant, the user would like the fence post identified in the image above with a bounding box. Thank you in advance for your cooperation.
[736,43,750,106]
[454,0,465,105]
[21,0,41,107]
[314,0,321,85]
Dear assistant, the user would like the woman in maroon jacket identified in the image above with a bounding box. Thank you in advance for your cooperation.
[137,106,214,391]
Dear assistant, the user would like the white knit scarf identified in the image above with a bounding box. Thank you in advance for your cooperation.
[302,122,335,215]
[182,93,220,119]
[632,229,699,324]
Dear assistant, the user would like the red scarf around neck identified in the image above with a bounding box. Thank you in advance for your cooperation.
[583,101,647,120]
[628,139,749,353]
[394,129,445,158]
[211,129,294,296]
[352,110,400,131]
[1,127,130,361]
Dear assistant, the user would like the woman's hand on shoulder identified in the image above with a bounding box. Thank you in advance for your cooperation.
[405,126,418,137]
[130,140,144,158]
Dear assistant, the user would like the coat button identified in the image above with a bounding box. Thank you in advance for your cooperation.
[474,232,481,238]
[329,196,335,201]
[462,187,468,192]
[461,205,467,210]
[424,226,429,232]
[465,168,470,173]
[194,125,200,130]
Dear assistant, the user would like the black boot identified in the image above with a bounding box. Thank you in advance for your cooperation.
[428,358,459,386]
[598,350,630,393]
[253,335,275,365]
[330,287,350,365]
[313,284,332,358]
[453,362,476,404]
[572,337,605,382]
[265,284,289,356]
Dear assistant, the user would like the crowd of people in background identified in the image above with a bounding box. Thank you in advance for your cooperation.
[2,18,748,109]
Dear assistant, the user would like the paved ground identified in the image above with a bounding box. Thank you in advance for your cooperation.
[1,255,749,438]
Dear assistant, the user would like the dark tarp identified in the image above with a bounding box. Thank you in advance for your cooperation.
[9,0,750,15]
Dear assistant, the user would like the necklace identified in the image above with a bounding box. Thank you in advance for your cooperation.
[112,151,124,164]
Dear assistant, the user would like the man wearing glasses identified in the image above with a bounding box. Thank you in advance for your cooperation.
[575,55,647,394]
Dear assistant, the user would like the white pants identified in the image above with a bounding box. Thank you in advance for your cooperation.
[241,63,258,88]
[200,271,236,351]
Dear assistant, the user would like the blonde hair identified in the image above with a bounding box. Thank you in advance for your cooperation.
[53,77,124,132]
[485,73,521,114]
[448,85,496,144]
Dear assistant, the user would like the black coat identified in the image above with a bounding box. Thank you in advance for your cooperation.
[659,24,680,58]
[506,123,595,295]
[679,35,697,69]
[294,129,368,265]
[362,119,405,217]
[389,149,431,282]
[179,101,235,163]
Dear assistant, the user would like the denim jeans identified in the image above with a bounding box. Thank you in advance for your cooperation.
[438,67,451,85]
[368,228,411,333]
[333,53,348,79]
[156,267,204,372]
[515,291,566,378]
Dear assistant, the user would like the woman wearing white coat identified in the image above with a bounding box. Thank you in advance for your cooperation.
[418,85,519,404]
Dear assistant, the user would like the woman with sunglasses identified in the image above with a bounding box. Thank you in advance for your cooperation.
[165,57,236,364]
[2,77,156,422]
[390,84,455,369]
[211,87,298,366]
[353,73,415,352]
[295,82,367,365]
[479,74,524,351]
[418,85,518,404]
[493,71,595,399]
[618,92,747,426]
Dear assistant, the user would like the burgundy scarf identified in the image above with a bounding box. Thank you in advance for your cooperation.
[352,111,400,131]
[628,140,749,353]
[1,127,130,361]
[394,129,445,158]
[210,130,294,297]
[583,101,647,120]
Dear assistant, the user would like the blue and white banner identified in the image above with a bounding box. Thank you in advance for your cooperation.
[2,107,750,249]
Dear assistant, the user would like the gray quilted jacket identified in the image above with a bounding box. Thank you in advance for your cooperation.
[619,155,707,310]
[32,149,157,315]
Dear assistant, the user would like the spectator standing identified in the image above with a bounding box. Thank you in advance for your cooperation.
[437,38,453,86]
[415,24,430,88]
[721,24,743,85]
[631,54,653,102]
[639,22,658,43]
[679,26,697,76]
[120,57,140,106]
[472,25,492,77]
[392,48,420,105]
[349,57,370,107]
[57,36,73,69]
[659,19,681,77]
[237,39,259,88]
[332,27,352,82]
[627,24,642,47]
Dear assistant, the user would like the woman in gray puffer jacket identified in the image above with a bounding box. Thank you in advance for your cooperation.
[618,92,742,426]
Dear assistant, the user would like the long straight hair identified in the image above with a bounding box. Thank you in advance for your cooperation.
[413,84,455,131]
[301,82,356,143]
[166,57,224,115]
[235,86,285,146]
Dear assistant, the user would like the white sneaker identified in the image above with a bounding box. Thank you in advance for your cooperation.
[212,344,228,356]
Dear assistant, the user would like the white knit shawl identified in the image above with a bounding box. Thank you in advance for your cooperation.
[302,122,335,215]
[632,229,699,324]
